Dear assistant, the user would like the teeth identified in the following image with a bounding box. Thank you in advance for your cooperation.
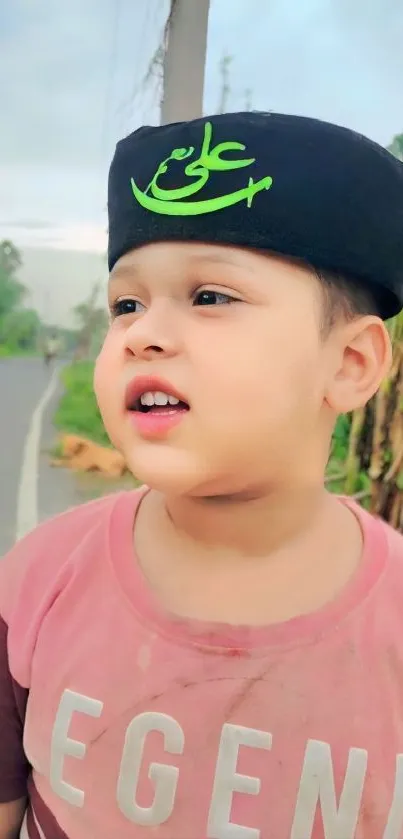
[139,391,180,407]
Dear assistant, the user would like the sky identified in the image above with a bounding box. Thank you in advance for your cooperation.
[1,0,403,325]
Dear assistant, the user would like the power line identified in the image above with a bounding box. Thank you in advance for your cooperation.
[100,0,122,162]
[116,0,170,136]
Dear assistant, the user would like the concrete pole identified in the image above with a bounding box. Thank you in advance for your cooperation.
[161,0,211,125]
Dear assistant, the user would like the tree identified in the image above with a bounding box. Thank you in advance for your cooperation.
[0,240,22,277]
[0,308,41,351]
[0,240,27,321]
[387,134,403,161]
[73,283,109,360]
[0,239,44,355]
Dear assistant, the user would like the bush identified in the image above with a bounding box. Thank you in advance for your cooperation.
[332,414,351,463]
[0,343,37,358]
[54,362,110,447]
[0,345,14,357]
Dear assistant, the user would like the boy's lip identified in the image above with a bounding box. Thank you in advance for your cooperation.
[124,375,189,410]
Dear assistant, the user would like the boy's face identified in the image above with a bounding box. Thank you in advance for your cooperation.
[94,242,361,496]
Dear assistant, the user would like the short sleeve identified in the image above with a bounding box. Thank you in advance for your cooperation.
[0,613,30,802]
[0,517,73,805]
[0,494,123,804]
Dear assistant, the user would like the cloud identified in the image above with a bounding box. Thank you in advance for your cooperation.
[2,2,108,168]
[4,0,402,181]
[1,0,402,280]
[0,219,54,230]
[0,162,108,249]
[0,0,169,260]
[0,223,107,253]
[205,0,403,145]
[1,0,167,170]
[18,246,108,327]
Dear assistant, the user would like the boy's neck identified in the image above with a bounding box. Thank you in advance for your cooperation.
[163,484,330,559]
[136,485,363,624]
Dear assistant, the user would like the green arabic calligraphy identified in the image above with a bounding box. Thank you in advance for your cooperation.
[130,121,273,216]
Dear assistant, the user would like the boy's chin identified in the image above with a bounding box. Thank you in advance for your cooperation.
[122,438,258,499]
[124,449,214,498]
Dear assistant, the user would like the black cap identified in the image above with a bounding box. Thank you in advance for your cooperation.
[108,111,403,319]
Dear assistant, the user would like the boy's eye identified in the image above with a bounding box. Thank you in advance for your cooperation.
[111,298,145,317]
[193,290,236,306]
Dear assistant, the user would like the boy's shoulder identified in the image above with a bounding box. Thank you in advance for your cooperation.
[0,488,144,625]
[347,497,403,553]
[345,499,403,601]
[0,487,146,698]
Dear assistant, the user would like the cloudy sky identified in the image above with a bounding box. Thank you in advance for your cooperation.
[1,0,403,324]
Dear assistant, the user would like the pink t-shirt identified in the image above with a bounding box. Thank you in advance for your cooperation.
[1,488,403,839]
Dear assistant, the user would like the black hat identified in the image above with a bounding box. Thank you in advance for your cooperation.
[108,111,403,319]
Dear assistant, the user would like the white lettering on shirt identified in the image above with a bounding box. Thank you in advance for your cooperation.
[383,753,403,839]
[47,689,402,837]
[290,739,367,839]
[207,723,272,839]
[50,689,103,806]
[117,711,184,826]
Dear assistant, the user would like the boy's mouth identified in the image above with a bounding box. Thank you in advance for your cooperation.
[125,375,190,438]
[130,391,190,414]
[125,375,190,414]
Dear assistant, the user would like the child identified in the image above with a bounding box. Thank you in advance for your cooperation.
[1,111,403,839]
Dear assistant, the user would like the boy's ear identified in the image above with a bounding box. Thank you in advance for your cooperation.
[325,316,392,413]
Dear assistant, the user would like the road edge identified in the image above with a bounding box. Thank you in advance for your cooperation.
[15,366,60,541]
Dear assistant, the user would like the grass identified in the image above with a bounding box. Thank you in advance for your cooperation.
[53,361,141,494]
[0,345,13,357]
[54,361,111,447]
[0,344,38,358]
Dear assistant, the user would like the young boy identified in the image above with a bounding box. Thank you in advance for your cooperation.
[0,111,403,839]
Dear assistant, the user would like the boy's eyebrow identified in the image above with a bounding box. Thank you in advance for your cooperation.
[108,249,250,286]
[109,263,139,283]
[189,253,251,270]
[188,252,245,269]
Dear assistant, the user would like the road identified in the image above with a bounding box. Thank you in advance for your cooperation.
[0,356,129,557]
[0,358,49,553]
[0,357,74,555]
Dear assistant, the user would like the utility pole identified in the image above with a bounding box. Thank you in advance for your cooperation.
[218,53,232,114]
[161,0,211,125]
[244,88,253,112]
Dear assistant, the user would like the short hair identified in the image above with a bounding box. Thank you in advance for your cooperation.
[313,267,381,335]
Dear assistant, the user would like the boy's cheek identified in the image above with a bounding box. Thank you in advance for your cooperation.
[93,365,123,450]
[94,328,119,375]
[93,349,116,415]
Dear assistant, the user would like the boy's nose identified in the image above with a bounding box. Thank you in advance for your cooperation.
[126,342,165,359]
[124,305,180,360]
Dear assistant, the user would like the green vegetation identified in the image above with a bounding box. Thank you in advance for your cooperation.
[0,239,43,355]
[0,238,108,359]
[71,282,109,361]
[387,132,403,161]
[54,362,110,447]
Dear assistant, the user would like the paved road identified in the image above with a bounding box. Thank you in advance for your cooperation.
[0,356,129,557]
[0,356,78,555]
[0,358,52,553]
